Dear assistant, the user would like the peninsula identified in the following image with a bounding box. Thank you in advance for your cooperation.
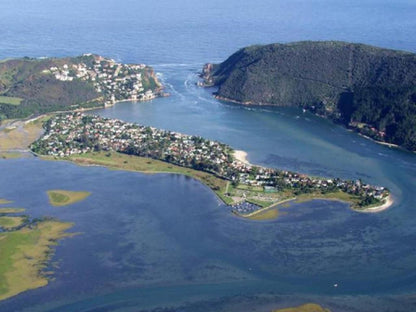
[31,113,391,218]
[200,41,416,151]
[0,54,165,123]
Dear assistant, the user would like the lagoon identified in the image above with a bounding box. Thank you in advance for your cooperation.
[1,0,416,310]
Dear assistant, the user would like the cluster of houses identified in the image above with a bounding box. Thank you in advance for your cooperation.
[349,121,386,141]
[43,54,159,106]
[32,113,389,205]
[32,113,233,176]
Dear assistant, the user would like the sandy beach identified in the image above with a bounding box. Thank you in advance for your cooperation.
[233,150,250,164]
[360,195,393,213]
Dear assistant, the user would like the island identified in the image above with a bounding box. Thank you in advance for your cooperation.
[47,190,91,207]
[200,41,416,151]
[0,209,74,301]
[31,112,391,219]
[0,54,166,123]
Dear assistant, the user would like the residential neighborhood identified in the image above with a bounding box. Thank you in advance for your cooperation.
[31,113,390,210]
[43,54,163,106]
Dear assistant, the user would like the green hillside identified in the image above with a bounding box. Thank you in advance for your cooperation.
[202,41,416,150]
[0,55,162,123]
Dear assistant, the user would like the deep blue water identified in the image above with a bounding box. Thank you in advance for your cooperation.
[1,0,416,311]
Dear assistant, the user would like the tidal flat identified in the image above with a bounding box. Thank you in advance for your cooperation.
[0,219,74,301]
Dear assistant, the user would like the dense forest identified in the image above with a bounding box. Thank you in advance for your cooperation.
[202,41,416,150]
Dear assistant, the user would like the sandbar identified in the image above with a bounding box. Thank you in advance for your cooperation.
[234,149,250,164]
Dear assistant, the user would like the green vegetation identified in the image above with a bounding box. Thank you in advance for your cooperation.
[0,199,12,205]
[0,57,100,120]
[203,41,416,150]
[246,198,274,208]
[34,113,389,218]
[47,190,91,207]
[46,151,230,204]
[273,303,330,312]
[0,208,25,214]
[0,55,163,123]
[0,96,22,106]
[294,190,362,206]
[0,216,26,230]
[0,219,74,301]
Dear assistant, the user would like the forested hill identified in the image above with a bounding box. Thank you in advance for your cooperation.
[201,41,416,150]
[0,54,163,122]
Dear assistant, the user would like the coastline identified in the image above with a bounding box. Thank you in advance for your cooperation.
[233,150,250,164]
[212,94,408,153]
[356,132,401,149]
[237,197,296,219]
[358,195,394,213]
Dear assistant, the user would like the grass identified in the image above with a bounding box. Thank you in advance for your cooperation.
[246,198,274,208]
[0,216,26,230]
[53,151,229,203]
[0,96,23,106]
[0,208,25,214]
[0,220,74,301]
[47,190,91,207]
[273,303,330,312]
[295,191,361,208]
[235,184,263,192]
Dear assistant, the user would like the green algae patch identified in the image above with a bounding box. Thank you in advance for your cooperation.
[47,190,91,207]
[0,199,12,205]
[273,303,331,312]
[0,216,26,230]
[0,208,25,214]
[0,220,74,301]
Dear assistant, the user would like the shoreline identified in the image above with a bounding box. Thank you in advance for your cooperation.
[233,150,250,164]
[355,132,404,150]
[236,194,393,220]
[212,95,409,153]
[237,197,296,218]
[358,195,394,213]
